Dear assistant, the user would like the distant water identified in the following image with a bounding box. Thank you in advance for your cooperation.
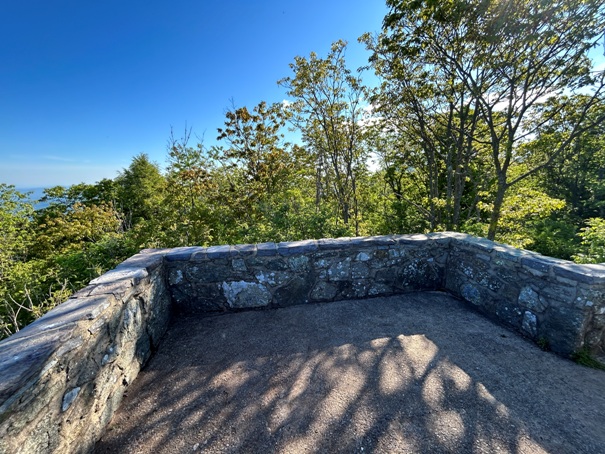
[17,187,49,210]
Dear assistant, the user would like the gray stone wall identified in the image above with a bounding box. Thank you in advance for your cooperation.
[445,234,605,357]
[163,232,605,357]
[164,234,449,313]
[0,232,604,453]
[0,250,170,454]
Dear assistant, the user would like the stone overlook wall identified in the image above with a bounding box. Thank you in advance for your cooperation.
[0,232,604,453]
[0,251,170,454]
[164,233,605,357]
[165,235,447,313]
[446,235,605,357]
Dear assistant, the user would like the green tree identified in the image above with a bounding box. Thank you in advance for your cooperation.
[279,40,368,235]
[34,202,122,256]
[362,26,491,232]
[41,179,117,213]
[160,127,215,246]
[0,185,35,336]
[1,182,133,339]
[524,95,605,220]
[372,0,605,240]
[115,153,166,229]
[0,186,63,337]
[211,101,295,236]
[483,184,566,249]
[215,101,291,197]
[573,218,605,263]
[0,185,34,280]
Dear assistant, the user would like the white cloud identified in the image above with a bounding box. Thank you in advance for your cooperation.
[593,60,605,72]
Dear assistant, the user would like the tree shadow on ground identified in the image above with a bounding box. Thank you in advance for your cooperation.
[94,292,605,454]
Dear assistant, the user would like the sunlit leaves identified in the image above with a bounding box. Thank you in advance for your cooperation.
[0,185,127,338]
[493,186,566,248]
[0,185,34,281]
[115,153,165,228]
[369,0,605,239]
[162,128,215,247]
[34,202,121,256]
[573,218,605,263]
[279,40,368,234]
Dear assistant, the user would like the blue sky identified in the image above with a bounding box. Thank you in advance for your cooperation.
[0,0,388,188]
[1,2,603,189]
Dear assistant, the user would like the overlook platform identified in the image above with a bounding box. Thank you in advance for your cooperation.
[3,233,605,453]
[94,293,605,454]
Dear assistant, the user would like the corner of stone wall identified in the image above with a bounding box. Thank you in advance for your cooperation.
[444,235,605,358]
[3,233,602,453]
[0,249,171,454]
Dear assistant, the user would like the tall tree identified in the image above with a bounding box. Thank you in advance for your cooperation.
[211,101,310,242]
[279,40,368,235]
[524,95,605,220]
[370,0,605,239]
[362,28,490,232]
[162,127,215,246]
[115,153,166,229]
[213,101,293,207]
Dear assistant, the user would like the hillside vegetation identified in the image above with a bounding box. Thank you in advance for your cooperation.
[1,0,604,338]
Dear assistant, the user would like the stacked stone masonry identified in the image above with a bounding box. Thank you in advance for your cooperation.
[0,232,604,453]
[0,251,171,454]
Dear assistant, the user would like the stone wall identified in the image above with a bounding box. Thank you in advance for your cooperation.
[163,233,605,357]
[444,234,605,357]
[0,232,604,453]
[164,235,448,314]
[0,250,170,454]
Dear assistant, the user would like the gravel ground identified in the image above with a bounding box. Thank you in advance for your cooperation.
[94,292,605,454]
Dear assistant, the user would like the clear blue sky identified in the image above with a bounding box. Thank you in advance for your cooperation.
[0,0,388,188]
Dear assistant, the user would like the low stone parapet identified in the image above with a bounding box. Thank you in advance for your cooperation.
[162,233,605,357]
[0,250,170,453]
[163,234,450,313]
[445,233,605,356]
[0,233,603,453]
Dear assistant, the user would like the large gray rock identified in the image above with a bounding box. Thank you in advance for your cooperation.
[221,281,272,309]
[310,281,339,302]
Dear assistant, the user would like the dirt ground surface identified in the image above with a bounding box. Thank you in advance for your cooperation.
[94,292,605,454]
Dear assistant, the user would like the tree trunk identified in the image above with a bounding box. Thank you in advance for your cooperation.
[342,201,349,226]
[487,178,507,240]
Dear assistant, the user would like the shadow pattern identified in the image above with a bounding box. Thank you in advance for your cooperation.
[94,292,605,454]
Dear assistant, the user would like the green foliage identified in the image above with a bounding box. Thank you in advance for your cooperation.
[530,217,579,260]
[0,184,34,279]
[41,180,117,211]
[0,185,37,337]
[279,40,369,235]
[0,183,132,339]
[493,186,566,249]
[525,96,605,221]
[160,128,216,246]
[369,0,605,240]
[115,153,165,228]
[209,100,303,242]
[33,202,122,256]
[573,218,605,264]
